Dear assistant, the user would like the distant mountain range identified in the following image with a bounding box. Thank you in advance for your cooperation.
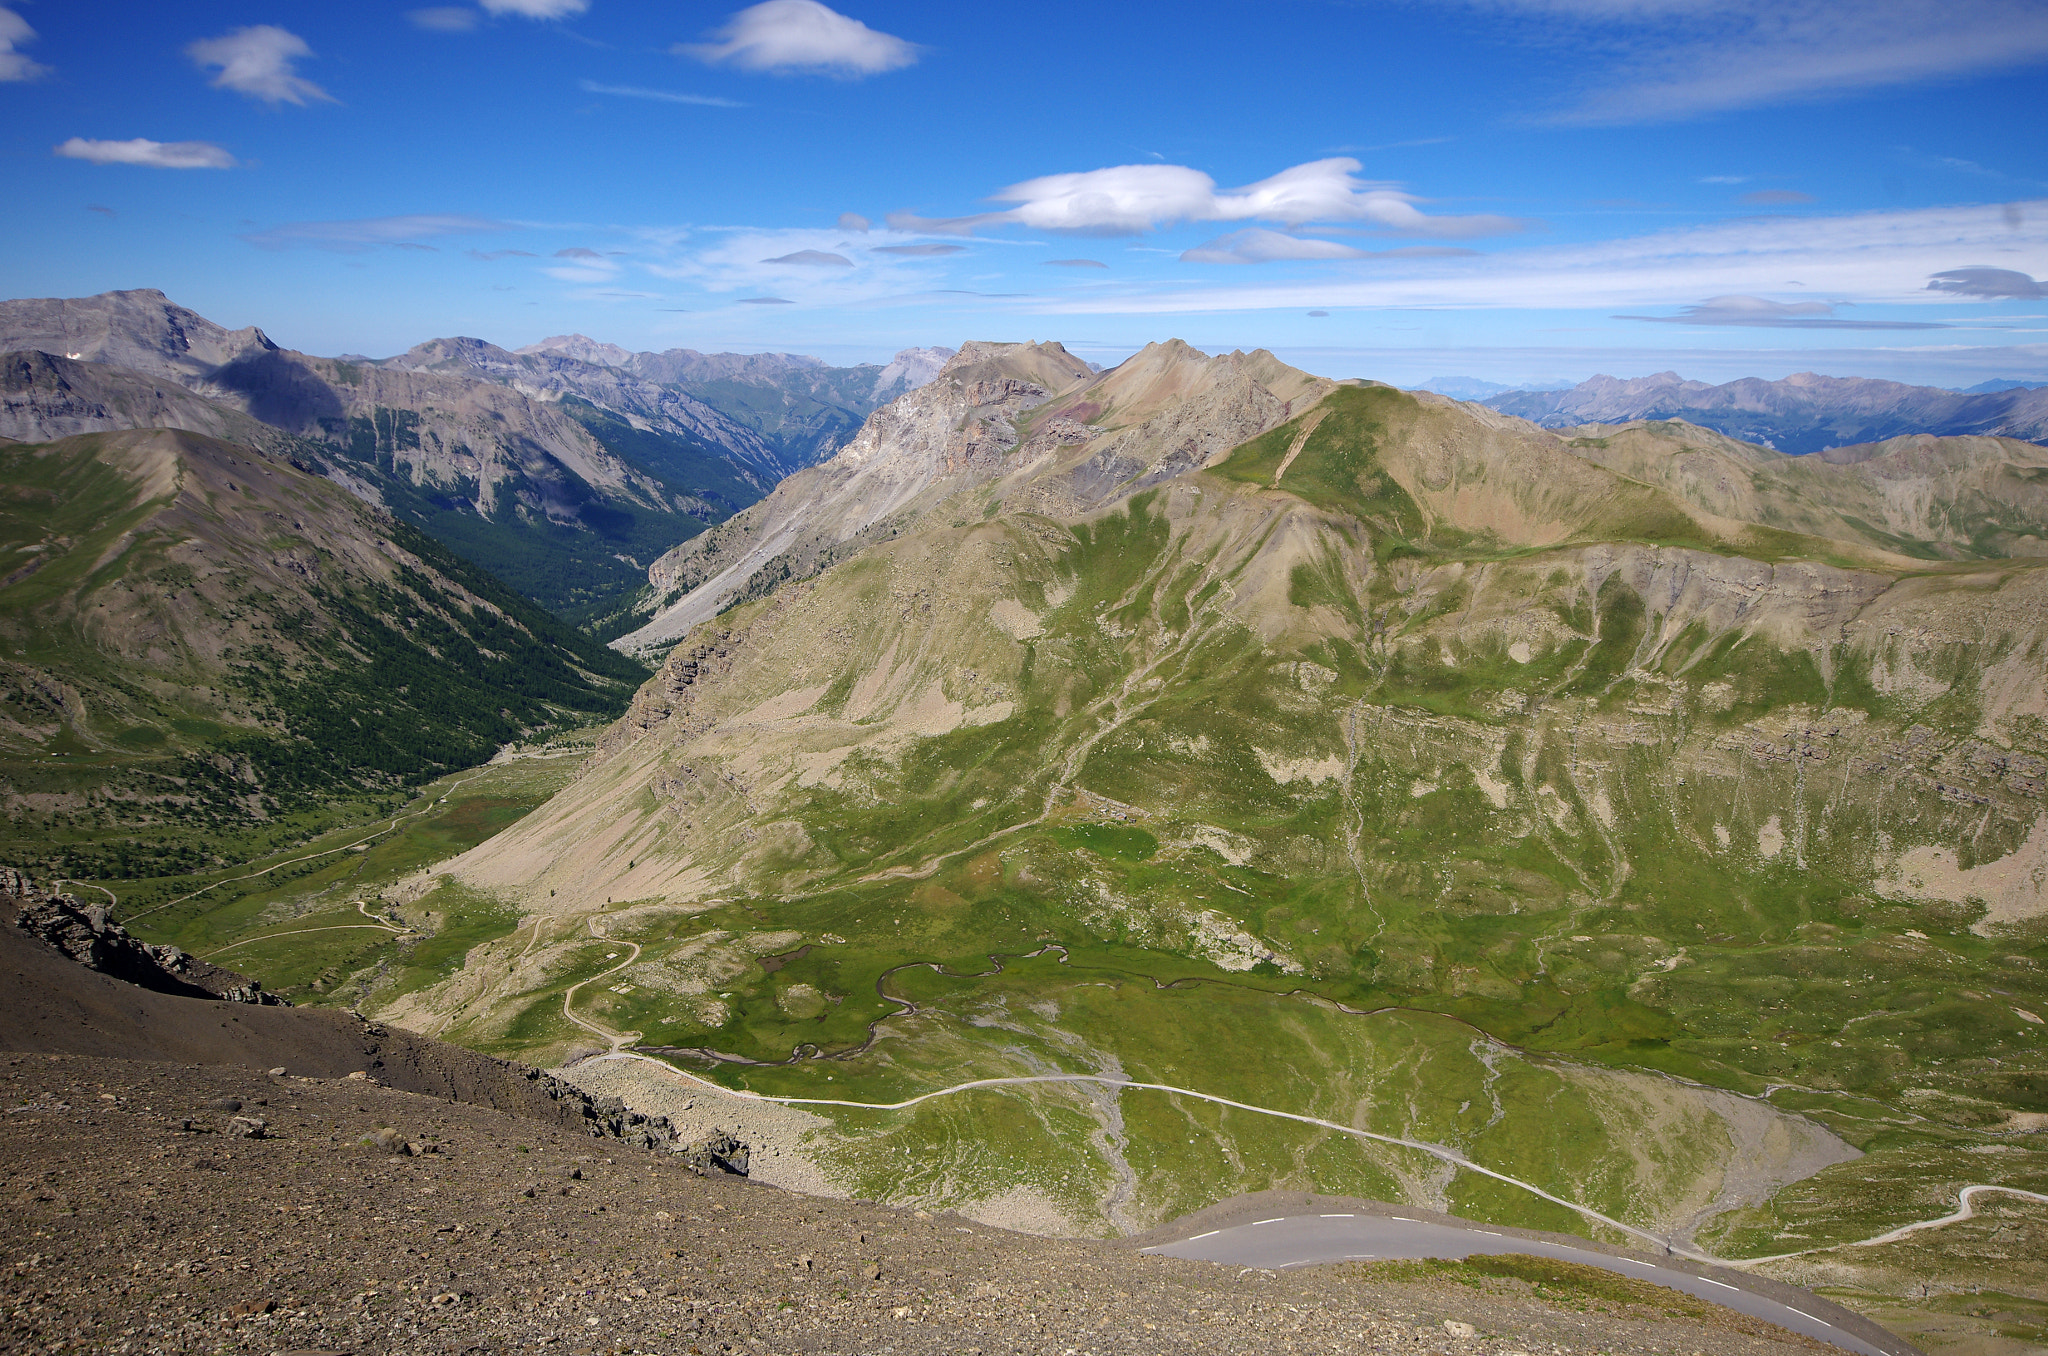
[0,291,946,623]
[513,335,953,470]
[1475,370,2048,455]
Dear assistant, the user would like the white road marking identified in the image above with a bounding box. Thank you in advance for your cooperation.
[1252,1218,1283,1225]
[1784,1308,1828,1326]
[1189,1230,1218,1241]
[1472,1230,1503,1237]
[1390,1216,1419,1222]
[1619,1258,1656,1268]
[1320,1213,1355,1218]
[1702,1278,1739,1291]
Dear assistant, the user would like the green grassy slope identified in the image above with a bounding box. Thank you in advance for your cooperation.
[0,428,645,879]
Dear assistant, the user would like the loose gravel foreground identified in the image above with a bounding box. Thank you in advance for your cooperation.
[1,1053,1841,1356]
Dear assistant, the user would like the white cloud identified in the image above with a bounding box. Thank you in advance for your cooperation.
[1451,0,2048,123]
[242,214,506,252]
[838,212,871,232]
[54,138,238,170]
[762,249,853,266]
[481,0,589,15]
[578,80,745,108]
[890,158,1524,239]
[678,0,920,76]
[409,8,480,31]
[0,7,49,82]
[186,26,334,106]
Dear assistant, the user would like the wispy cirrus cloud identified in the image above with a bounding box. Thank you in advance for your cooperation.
[578,79,746,108]
[1183,229,1377,264]
[870,243,964,256]
[187,26,335,105]
[637,225,969,304]
[56,138,238,170]
[409,8,480,31]
[0,6,49,81]
[677,0,920,76]
[242,213,505,252]
[1450,0,2048,123]
[1181,228,1482,265]
[1613,295,1952,329]
[482,0,588,16]
[889,158,1525,239]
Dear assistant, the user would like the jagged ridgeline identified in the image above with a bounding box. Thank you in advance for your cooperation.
[408,343,2048,1268]
[0,427,646,878]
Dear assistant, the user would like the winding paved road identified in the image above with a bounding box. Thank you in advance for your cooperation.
[1140,1214,1896,1356]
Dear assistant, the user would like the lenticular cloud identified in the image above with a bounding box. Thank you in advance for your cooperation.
[890,158,1523,240]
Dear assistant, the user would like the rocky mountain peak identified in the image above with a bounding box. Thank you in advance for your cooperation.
[516,333,634,367]
[0,289,277,383]
[933,340,1093,396]
[871,345,956,401]
[386,335,525,373]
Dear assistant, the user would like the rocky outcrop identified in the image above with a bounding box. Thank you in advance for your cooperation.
[3,868,285,1004]
[677,1129,751,1176]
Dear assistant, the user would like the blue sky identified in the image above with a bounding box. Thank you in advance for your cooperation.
[3,0,2045,387]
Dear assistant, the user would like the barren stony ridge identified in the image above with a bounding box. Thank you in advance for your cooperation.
[0,1051,1836,1356]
